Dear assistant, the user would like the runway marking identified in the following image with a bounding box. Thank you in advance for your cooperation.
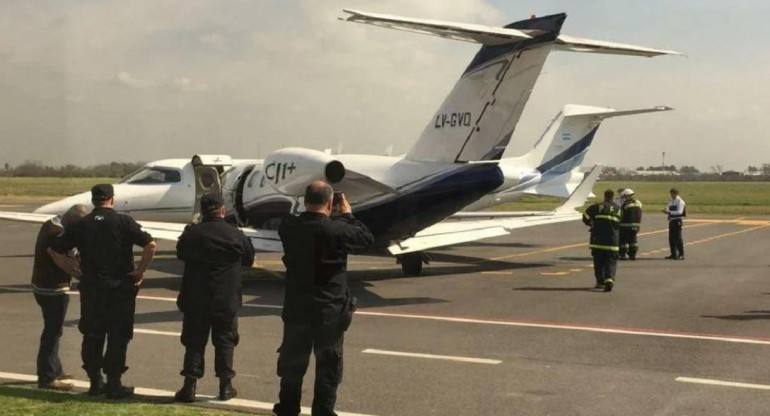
[569,268,582,272]
[676,376,770,391]
[353,311,770,346]
[481,271,514,275]
[362,348,501,365]
[540,272,568,276]
[637,224,769,258]
[489,221,718,261]
[6,287,770,347]
[0,371,376,416]
[134,328,180,337]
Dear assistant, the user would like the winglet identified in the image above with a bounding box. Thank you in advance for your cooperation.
[554,165,601,213]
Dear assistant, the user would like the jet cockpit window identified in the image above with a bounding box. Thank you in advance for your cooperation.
[119,167,182,184]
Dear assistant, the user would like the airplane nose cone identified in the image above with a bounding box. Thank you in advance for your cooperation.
[33,192,91,215]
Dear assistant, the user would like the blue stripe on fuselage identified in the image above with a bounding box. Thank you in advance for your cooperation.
[536,126,599,174]
[353,163,504,247]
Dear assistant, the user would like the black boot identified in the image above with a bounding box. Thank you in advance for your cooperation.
[218,378,237,401]
[87,374,105,396]
[105,374,134,400]
[174,377,197,403]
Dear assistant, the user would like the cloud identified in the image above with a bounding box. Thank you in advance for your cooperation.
[115,71,149,89]
[0,0,769,171]
[172,77,208,92]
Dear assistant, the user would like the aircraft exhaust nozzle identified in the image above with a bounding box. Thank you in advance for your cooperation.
[263,147,346,196]
[325,160,345,184]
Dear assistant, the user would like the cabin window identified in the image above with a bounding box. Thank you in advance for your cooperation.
[119,167,182,184]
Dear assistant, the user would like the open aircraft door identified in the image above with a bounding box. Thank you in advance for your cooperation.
[191,155,233,222]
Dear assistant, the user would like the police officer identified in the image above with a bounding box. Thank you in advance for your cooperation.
[618,189,643,261]
[174,192,255,403]
[50,184,156,399]
[273,181,373,416]
[583,189,621,292]
[663,187,686,259]
[34,204,88,391]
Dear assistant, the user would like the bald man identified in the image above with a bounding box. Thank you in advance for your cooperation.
[274,181,373,416]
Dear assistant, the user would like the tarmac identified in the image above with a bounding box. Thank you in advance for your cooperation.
[2,201,770,415]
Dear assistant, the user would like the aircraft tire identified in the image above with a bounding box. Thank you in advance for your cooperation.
[399,252,423,276]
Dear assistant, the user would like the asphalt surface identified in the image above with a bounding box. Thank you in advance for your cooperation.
[2,201,770,415]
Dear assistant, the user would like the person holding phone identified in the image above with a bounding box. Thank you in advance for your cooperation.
[274,182,373,416]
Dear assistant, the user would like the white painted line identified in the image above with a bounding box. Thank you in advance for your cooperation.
[9,286,770,347]
[362,348,501,365]
[355,311,770,346]
[134,328,180,337]
[676,376,770,391]
[0,371,375,416]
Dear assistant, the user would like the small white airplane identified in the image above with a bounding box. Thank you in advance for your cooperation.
[0,11,680,275]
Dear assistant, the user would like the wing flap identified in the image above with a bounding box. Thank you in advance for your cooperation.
[388,212,580,255]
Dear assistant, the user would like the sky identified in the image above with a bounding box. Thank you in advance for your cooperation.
[0,0,768,171]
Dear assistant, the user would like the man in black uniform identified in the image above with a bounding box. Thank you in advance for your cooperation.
[583,189,621,292]
[50,184,156,399]
[34,204,88,391]
[618,189,643,261]
[174,192,255,403]
[273,181,373,416]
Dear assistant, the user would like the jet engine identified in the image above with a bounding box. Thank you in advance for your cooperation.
[262,148,346,196]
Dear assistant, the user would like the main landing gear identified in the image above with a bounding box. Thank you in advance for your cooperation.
[396,252,430,276]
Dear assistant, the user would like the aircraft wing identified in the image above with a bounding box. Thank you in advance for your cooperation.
[388,165,599,255]
[138,221,283,252]
[0,211,57,224]
[0,213,283,252]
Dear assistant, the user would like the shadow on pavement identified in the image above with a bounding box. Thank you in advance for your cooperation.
[702,310,770,321]
[513,287,600,293]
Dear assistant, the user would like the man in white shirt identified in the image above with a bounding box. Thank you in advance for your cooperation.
[663,187,686,259]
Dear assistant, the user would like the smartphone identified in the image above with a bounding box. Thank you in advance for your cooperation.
[333,191,343,207]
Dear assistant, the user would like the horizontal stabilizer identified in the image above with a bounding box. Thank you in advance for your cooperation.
[555,35,682,57]
[341,9,532,45]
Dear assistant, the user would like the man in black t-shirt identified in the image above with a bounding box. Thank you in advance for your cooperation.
[50,184,156,399]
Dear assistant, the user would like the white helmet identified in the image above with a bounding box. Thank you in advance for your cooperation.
[620,189,635,197]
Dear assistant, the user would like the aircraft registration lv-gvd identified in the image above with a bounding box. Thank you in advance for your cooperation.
[0,10,680,276]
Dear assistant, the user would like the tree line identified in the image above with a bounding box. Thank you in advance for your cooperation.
[1,161,146,178]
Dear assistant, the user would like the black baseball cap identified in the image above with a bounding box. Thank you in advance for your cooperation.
[200,192,225,215]
[91,184,114,200]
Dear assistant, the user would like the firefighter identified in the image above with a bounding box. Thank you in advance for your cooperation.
[583,189,621,292]
[619,189,643,260]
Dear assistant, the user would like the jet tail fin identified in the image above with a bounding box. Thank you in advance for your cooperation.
[340,9,679,164]
[518,105,672,175]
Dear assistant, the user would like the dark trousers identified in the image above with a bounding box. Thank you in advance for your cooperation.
[274,323,344,416]
[619,228,639,258]
[78,281,137,379]
[180,313,239,379]
[592,249,618,284]
[34,293,69,385]
[669,219,684,257]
